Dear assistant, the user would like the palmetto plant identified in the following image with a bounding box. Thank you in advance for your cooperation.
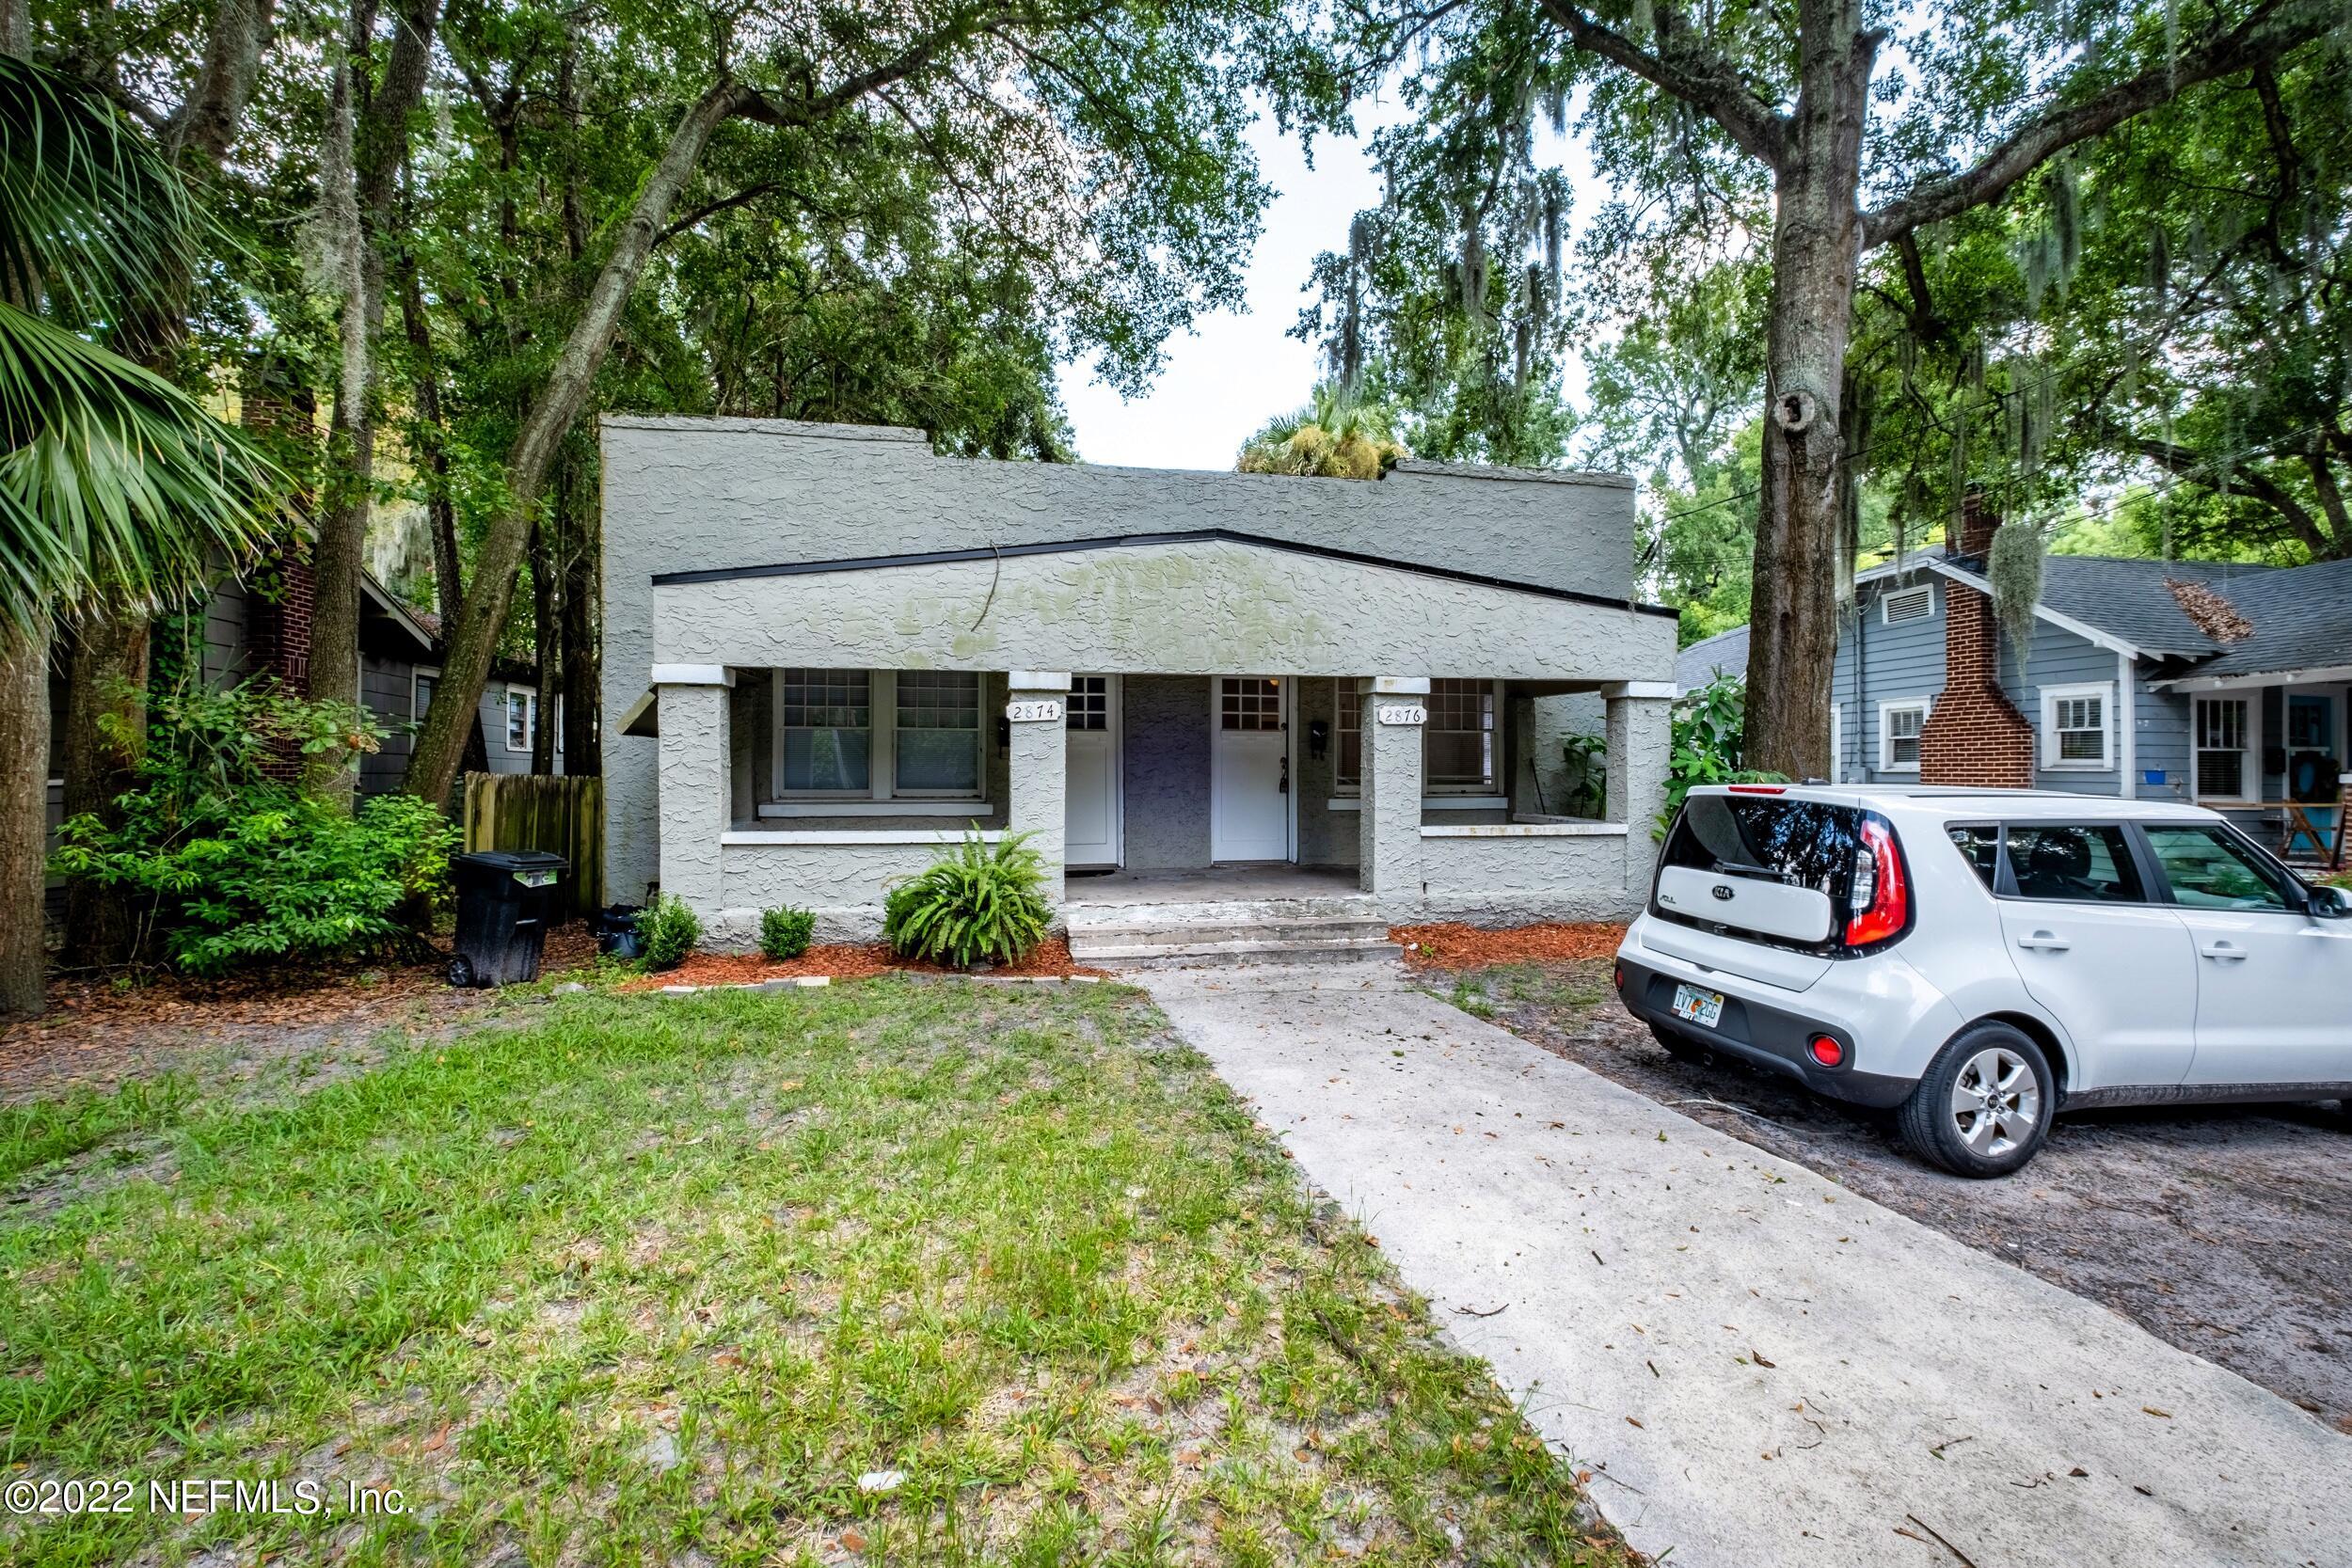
[0,53,281,1018]
[883,830,1054,970]
[1236,381,1408,480]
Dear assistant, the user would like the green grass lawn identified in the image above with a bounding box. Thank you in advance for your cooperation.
[0,979,1636,1566]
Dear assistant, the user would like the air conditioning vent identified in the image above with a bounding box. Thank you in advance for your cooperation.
[1882,585,1933,625]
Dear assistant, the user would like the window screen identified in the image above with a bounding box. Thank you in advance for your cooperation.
[1425,678,1494,790]
[895,671,980,794]
[779,668,871,792]
[2195,698,2249,800]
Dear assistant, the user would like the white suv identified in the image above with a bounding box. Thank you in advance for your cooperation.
[1614,784,2352,1176]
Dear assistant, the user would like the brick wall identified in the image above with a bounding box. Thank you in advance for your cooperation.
[1920,499,2034,788]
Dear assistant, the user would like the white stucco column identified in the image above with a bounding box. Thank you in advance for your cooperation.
[653,664,735,916]
[1006,671,1071,907]
[1359,677,1428,907]
[1604,682,1675,898]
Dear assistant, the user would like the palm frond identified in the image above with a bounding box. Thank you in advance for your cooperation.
[0,302,280,626]
[0,55,199,330]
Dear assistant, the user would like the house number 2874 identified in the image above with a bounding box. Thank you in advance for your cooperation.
[1006,700,1063,723]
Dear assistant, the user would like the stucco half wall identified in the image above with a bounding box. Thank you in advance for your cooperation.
[649,539,1675,679]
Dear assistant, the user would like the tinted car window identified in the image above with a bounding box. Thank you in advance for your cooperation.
[2144,825,2290,911]
[2001,825,2144,903]
[1947,825,1999,891]
[1662,795,1860,898]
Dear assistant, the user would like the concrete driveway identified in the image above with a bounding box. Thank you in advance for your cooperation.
[1140,964,2352,1568]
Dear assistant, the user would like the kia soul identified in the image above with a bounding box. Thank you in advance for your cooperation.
[1614,784,2352,1176]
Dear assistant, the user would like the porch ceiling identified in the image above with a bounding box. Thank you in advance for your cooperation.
[651,533,1676,683]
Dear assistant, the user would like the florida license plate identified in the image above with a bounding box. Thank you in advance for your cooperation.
[1670,984,1724,1030]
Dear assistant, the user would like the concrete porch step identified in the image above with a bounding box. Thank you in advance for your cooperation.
[1071,935,1406,970]
[1064,894,1377,928]
[1068,915,1392,954]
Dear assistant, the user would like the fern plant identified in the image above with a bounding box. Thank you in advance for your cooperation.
[883,830,1053,970]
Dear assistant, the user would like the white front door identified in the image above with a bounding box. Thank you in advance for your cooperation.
[1064,674,1121,868]
[1211,675,1289,862]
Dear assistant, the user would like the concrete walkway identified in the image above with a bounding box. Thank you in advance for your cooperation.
[1139,963,2350,1568]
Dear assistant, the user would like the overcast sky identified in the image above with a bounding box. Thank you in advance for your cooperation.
[1055,95,1599,473]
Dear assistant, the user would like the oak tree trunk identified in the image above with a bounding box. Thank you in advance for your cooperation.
[405,78,748,807]
[560,457,600,776]
[1741,0,1873,783]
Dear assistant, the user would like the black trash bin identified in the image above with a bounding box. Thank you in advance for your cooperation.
[448,850,568,987]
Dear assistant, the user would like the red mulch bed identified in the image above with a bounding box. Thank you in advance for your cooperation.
[1390,921,1628,970]
[616,936,1105,991]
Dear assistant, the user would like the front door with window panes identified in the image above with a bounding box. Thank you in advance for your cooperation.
[1064,675,1120,867]
[1211,676,1288,862]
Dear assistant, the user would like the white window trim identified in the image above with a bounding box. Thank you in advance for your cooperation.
[411,665,440,723]
[1878,699,1929,774]
[1332,676,1361,795]
[2039,680,2115,771]
[1882,584,1934,625]
[502,685,536,754]
[2191,692,2258,806]
[770,669,988,805]
[1333,677,1505,796]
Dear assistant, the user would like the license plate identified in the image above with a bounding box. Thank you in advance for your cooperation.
[1670,984,1724,1030]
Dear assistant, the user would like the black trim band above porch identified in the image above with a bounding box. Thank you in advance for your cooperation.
[649,527,1681,621]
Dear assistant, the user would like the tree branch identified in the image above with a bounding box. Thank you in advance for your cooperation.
[1863,0,2342,247]
[2137,436,2330,557]
[1535,0,1788,169]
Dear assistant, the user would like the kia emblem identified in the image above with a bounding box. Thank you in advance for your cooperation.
[1711,884,1735,901]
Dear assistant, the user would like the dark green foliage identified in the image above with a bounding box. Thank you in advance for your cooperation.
[1559,732,1607,818]
[1654,675,1785,840]
[883,830,1054,970]
[757,905,816,962]
[638,895,702,971]
[46,684,455,974]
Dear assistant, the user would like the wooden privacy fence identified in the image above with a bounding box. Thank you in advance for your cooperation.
[461,772,604,919]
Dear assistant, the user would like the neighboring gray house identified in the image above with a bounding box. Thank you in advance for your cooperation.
[599,416,1678,943]
[1819,509,2349,854]
[1675,625,1749,695]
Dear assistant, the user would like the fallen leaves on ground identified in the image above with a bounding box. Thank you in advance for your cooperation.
[1391,921,1628,969]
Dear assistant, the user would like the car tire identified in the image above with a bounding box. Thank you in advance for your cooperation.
[1647,1021,1711,1063]
[1899,1022,2055,1179]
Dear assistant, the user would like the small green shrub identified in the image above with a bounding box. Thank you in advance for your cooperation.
[638,895,702,970]
[1654,673,1786,840]
[758,905,816,961]
[1559,732,1607,817]
[883,829,1053,970]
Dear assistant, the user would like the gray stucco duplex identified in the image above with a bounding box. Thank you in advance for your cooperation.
[601,416,1677,942]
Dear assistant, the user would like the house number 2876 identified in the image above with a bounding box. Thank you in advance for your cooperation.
[1375,705,1426,726]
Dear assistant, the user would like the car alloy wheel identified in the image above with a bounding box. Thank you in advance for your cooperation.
[1949,1045,2042,1158]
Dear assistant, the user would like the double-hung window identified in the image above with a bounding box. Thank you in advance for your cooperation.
[1332,679,1361,792]
[773,669,984,802]
[1878,700,1927,772]
[1424,678,1498,794]
[2040,682,2112,770]
[2193,696,2253,802]
[503,686,536,753]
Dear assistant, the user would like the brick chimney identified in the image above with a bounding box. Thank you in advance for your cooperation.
[1919,493,2035,788]
[240,363,320,785]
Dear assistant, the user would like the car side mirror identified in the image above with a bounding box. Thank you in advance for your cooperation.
[2311,885,2352,920]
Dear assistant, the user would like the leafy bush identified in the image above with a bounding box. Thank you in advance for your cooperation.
[883,830,1053,970]
[758,905,816,961]
[638,894,702,970]
[48,683,453,974]
[1654,674,1787,840]
[1559,732,1607,818]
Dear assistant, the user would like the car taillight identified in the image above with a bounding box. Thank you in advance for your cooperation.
[1808,1034,1845,1067]
[1844,816,1908,947]
[1613,961,1626,991]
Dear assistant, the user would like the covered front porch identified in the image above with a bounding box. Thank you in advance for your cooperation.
[639,529,1677,944]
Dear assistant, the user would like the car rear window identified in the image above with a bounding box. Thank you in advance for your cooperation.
[1661,795,1860,901]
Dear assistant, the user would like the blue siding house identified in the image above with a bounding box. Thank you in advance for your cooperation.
[1812,516,2350,860]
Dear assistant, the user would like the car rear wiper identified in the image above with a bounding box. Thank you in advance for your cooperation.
[1709,858,1788,883]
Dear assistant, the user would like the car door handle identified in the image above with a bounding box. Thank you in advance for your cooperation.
[2199,941,2248,961]
[2015,931,2070,952]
